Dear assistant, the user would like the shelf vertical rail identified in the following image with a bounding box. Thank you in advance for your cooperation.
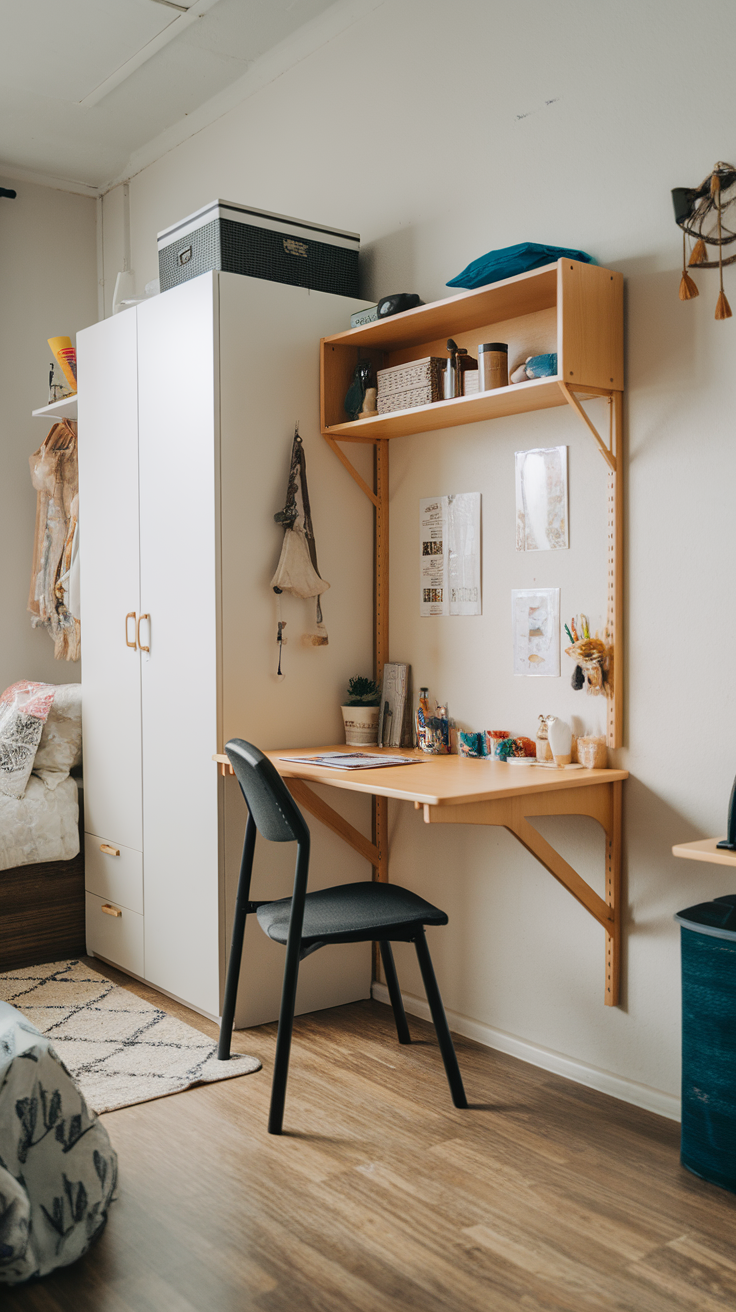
[372,439,390,977]
[607,391,624,749]
[605,779,623,1005]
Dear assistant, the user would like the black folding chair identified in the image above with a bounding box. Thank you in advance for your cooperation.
[218,739,467,1133]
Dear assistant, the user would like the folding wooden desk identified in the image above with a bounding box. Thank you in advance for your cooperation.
[216,748,628,1006]
[672,838,736,869]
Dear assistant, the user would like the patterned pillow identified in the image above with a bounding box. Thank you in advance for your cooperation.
[0,1000,117,1285]
[33,683,82,789]
[0,682,55,800]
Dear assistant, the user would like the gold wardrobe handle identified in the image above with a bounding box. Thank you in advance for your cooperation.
[137,613,150,653]
[125,612,137,649]
[101,904,122,918]
[100,843,120,856]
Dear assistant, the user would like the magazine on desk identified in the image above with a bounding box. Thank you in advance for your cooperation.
[279,753,421,771]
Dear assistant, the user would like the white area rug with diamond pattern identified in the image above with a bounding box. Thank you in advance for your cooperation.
[0,960,260,1112]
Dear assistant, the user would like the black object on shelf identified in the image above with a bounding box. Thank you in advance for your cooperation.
[377,293,424,319]
[716,773,736,851]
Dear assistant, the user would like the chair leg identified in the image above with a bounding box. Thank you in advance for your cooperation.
[217,814,255,1060]
[268,932,302,1134]
[413,930,468,1109]
[268,841,310,1135]
[379,941,411,1044]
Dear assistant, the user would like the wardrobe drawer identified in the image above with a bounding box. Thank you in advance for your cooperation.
[85,833,143,914]
[86,892,144,976]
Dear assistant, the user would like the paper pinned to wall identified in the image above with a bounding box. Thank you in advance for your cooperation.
[515,446,568,551]
[512,588,560,677]
[420,493,481,616]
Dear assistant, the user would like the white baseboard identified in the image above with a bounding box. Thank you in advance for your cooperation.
[371,983,681,1123]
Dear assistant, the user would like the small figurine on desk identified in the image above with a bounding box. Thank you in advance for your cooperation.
[547,716,572,767]
[536,714,553,761]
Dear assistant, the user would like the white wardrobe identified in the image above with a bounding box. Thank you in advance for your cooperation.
[77,271,373,1024]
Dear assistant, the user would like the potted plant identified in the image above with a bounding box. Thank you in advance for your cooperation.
[341,676,381,746]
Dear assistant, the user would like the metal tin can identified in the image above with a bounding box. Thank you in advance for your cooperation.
[478,342,508,391]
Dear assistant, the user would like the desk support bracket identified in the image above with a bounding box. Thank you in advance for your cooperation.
[422,780,622,1006]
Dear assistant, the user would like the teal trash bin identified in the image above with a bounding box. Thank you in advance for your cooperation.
[675,894,736,1193]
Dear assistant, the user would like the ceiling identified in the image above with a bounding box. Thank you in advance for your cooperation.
[0,0,341,191]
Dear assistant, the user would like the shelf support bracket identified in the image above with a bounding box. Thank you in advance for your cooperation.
[285,778,379,867]
[322,434,378,506]
[558,382,616,472]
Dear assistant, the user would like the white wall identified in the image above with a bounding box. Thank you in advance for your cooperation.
[102,0,736,1109]
[0,177,97,689]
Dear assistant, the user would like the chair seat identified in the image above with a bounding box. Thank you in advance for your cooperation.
[257,880,448,946]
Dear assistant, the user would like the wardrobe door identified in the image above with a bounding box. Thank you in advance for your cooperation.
[136,275,220,1015]
[77,309,143,855]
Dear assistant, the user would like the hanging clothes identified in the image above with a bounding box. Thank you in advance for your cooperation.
[271,427,329,676]
[28,422,80,662]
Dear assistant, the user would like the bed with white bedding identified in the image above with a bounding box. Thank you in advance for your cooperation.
[0,773,79,871]
[0,681,82,871]
[0,683,85,969]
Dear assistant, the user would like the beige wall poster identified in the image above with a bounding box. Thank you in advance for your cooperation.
[420,493,481,617]
[512,587,560,677]
[515,446,569,551]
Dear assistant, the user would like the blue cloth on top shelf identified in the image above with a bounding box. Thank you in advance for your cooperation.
[447,242,594,290]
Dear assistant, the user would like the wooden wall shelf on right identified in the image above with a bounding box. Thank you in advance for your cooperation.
[319,256,624,750]
[320,259,623,441]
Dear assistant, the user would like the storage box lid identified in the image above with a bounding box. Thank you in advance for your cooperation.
[675,894,736,939]
[157,199,359,251]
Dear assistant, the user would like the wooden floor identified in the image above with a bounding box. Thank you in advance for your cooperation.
[7,958,736,1312]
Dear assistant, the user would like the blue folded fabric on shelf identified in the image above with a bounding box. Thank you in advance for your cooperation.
[447,242,594,290]
[525,353,558,378]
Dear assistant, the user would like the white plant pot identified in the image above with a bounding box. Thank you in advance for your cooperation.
[341,704,380,747]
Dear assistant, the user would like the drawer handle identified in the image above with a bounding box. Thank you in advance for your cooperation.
[101,904,122,918]
[100,843,120,856]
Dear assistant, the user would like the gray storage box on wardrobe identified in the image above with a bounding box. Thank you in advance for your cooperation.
[157,200,360,297]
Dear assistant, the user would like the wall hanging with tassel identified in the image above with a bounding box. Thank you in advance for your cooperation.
[672,161,736,319]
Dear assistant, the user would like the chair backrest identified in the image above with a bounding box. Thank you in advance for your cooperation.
[225,739,309,845]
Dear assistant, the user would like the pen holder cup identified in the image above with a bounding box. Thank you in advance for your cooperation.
[565,639,609,697]
[416,708,449,754]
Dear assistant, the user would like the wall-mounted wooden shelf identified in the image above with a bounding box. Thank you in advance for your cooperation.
[320,259,623,439]
[319,376,617,442]
[319,257,624,749]
[32,395,78,421]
